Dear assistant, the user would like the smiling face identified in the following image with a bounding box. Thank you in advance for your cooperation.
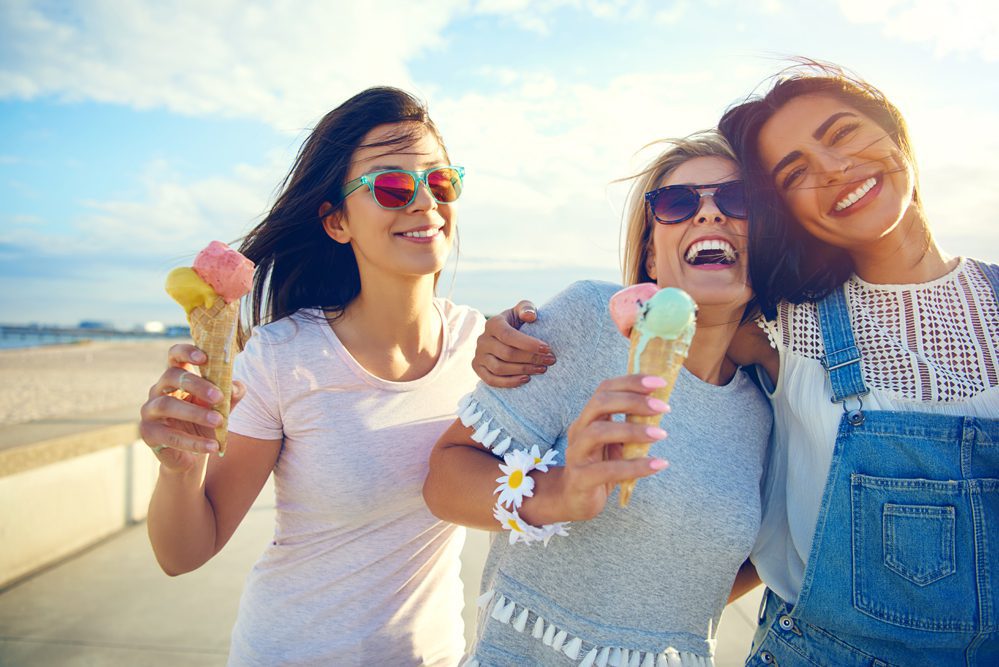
[757,93,916,252]
[646,156,752,318]
[323,122,455,284]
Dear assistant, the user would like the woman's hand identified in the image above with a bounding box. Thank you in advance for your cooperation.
[474,300,557,387]
[521,375,670,525]
[139,343,245,472]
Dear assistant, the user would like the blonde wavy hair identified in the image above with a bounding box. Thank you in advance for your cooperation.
[620,131,738,286]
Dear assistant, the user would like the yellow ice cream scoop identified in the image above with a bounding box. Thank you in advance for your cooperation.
[165,267,218,315]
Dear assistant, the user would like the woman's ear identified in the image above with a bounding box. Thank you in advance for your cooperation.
[319,202,351,244]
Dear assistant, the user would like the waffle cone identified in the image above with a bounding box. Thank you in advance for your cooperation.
[618,329,690,506]
[188,299,240,454]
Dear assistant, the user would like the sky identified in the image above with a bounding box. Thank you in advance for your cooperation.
[1,0,998,329]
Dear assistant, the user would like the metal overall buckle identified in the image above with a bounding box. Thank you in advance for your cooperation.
[833,391,869,427]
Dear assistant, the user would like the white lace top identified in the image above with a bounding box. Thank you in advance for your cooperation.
[750,258,999,604]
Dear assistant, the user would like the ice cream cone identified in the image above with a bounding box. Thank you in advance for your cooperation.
[188,298,240,454]
[619,330,689,506]
[166,241,254,455]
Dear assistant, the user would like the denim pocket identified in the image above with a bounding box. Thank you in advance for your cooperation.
[882,503,955,586]
[850,474,974,632]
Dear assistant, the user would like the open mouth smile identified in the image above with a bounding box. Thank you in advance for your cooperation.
[684,238,738,267]
[398,227,443,241]
[833,176,878,213]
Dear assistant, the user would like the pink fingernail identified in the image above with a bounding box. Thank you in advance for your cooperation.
[641,376,667,389]
[207,411,223,426]
[648,398,668,412]
[207,387,223,403]
[192,351,207,362]
[519,376,531,385]
[649,458,669,471]
[646,427,667,439]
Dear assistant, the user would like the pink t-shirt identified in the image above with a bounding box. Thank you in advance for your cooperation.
[226,301,484,666]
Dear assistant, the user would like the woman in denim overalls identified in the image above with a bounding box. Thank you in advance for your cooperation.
[718,62,999,666]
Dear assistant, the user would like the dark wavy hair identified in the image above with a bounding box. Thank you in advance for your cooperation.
[718,60,919,319]
[238,86,449,334]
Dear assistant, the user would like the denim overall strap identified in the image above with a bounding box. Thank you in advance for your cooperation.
[816,286,869,425]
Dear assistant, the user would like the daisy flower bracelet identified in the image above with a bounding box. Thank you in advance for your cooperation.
[493,446,569,546]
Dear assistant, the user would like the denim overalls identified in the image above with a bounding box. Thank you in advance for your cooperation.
[747,261,999,667]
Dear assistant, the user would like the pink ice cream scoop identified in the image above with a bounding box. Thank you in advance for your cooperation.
[192,240,254,302]
[608,283,660,337]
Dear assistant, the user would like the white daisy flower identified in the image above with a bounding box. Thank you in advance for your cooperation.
[537,521,570,546]
[493,505,540,545]
[527,445,558,472]
[495,449,536,508]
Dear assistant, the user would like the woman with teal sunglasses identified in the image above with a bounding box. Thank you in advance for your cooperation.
[138,87,497,666]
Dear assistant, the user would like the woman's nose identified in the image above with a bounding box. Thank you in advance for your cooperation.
[694,194,726,224]
[817,148,853,183]
[409,180,438,211]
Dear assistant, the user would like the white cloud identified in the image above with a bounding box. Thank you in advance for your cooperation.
[0,0,463,129]
[838,0,999,61]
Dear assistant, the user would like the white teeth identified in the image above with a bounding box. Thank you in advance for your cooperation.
[684,238,737,263]
[401,229,439,238]
[835,177,877,211]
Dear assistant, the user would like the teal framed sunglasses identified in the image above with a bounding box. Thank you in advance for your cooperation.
[340,165,465,210]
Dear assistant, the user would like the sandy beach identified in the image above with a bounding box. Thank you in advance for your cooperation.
[0,340,174,427]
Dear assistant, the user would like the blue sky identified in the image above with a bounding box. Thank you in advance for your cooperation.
[2,0,997,328]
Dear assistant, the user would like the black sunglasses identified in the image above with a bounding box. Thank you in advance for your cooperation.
[644,180,747,224]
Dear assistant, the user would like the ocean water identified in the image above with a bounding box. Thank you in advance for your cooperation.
[0,330,183,350]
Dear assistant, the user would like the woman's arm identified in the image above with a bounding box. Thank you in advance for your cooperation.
[140,343,281,575]
[146,433,280,575]
[727,319,780,382]
[424,375,671,530]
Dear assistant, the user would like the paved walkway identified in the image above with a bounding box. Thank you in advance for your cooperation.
[0,481,762,666]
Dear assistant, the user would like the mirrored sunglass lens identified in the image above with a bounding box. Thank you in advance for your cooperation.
[427,168,462,203]
[654,188,698,222]
[716,182,747,218]
[372,172,417,208]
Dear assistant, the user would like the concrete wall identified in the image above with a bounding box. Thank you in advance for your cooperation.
[1,426,159,589]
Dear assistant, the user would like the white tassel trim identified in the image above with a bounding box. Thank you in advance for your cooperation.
[463,396,568,546]
[476,590,715,666]
[564,636,583,660]
[512,607,530,632]
[532,615,546,639]
[459,394,558,462]
[476,590,494,608]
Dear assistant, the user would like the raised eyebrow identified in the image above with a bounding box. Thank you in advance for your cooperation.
[768,113,859,183]
[771,151,802,182]
[813,111,858,140]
